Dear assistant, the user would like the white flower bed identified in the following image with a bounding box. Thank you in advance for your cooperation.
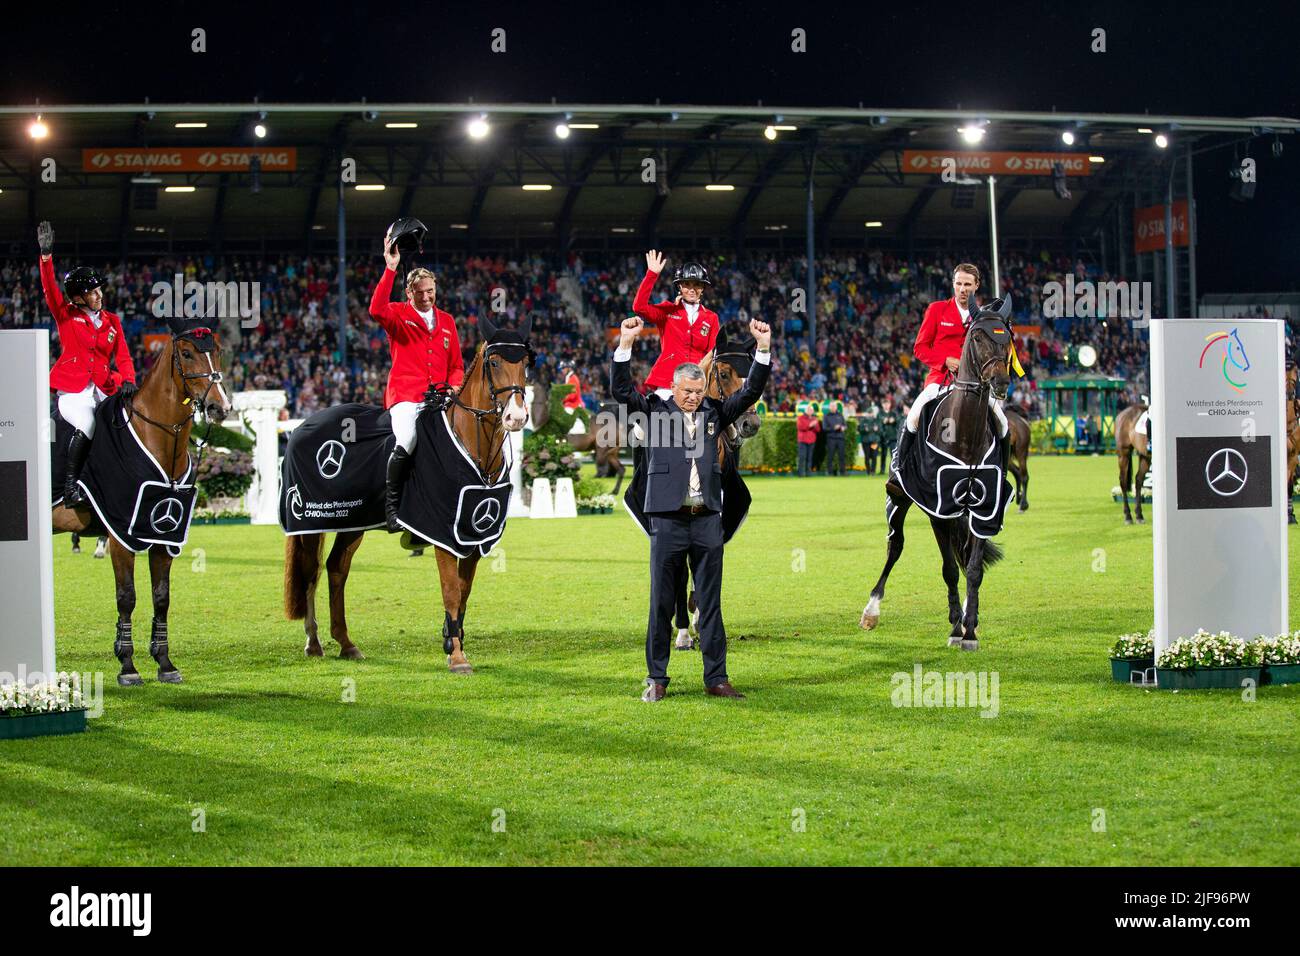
[1156,629,1265,669]
[1110,629,1154,659]
[0,673,86,716]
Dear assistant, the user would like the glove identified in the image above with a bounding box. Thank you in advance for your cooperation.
[37,221,54,255]
[118,380,138,399]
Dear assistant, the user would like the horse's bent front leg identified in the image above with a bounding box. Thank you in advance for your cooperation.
[148,545,182,683]
[862,482,911,629]
[436,549,472,674]
[933,519,963,644]
[109,539,142,686]
[960,535,986,651]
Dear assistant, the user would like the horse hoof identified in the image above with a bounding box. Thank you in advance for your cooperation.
[117,672,143,687]
[960,640,979,652]
[860,598,881,630]
[947,635,963,647]
[1124,517,1134,525]
[448,660,473,675]
[305,642,323,657]
[157,669,183,684]
[339,646,365,660]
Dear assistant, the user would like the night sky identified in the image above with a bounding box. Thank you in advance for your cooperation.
[5,0,1298,291]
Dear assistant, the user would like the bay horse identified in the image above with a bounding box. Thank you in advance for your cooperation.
[1004,404,1031,512]
[52,323,232,685]
[1114,403,1150,524]
[283,315,531,674]
[859,297,1014,650]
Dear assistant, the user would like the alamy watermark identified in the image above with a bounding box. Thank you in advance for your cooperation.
[595,405,707,459]
[150,273,260,327]
[1041,276,1151,327]
[890,663,999,717]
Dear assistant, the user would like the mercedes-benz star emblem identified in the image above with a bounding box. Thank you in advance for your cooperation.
[287,484,304,520]
[1205,447,1247,497]
[471,497,502,533]
[316,440,346,479]
[952,476,988,507]
[150,497,184,533]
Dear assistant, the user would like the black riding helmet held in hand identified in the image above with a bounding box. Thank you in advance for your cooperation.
[672,262,711,287]
[387,217,428,254]
[64,266,106,300]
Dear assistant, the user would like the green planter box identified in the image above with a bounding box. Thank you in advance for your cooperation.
[0,709,87,740]
[1110,657,1154,682]
[1262,663,1300,686]
[578,506,593,515]
[1156,666,1262,690]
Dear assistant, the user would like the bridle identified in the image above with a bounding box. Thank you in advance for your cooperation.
[122,332,225,483]
[951,321,1010,401]
[439,339,532,484]
[707,348,756,454]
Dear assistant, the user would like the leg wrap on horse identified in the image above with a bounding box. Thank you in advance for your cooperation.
[442,610,464,654]
[114,620,134,663]
[150,619,176,672]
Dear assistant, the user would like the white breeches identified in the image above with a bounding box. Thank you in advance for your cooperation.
[906,382,1008,438]
[58,383,106,437]
[390,400,423,453]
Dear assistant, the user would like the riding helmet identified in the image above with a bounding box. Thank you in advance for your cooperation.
[387,217,429,254]
[672,262,711,287]
[64,266,105,298]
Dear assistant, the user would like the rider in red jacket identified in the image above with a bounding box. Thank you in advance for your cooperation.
[37,221,137,506]
[894,263,981,466]
[632,250,720,398]
[370,227,465,532]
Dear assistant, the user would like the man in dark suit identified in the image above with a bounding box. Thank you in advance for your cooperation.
[612,314,772,701]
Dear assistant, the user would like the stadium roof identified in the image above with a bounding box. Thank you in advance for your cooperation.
[2,103,1296,250]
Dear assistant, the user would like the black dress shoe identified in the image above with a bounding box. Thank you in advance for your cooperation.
[705,682,745,699]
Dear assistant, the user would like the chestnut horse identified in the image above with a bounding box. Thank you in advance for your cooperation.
[1003,404,1031,512]
[283,317,531,674]
[52,326,232,685]
[1115,403,1150,524]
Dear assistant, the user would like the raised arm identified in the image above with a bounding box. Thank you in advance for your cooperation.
[611,315,651,416]
[631,250,674,328]
[718,318,772,427]
[36,221,66,319]
[368,228,403,333]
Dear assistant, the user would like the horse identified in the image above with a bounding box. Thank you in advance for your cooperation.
[859,297,1015,650]
[1286,363,1298,524]
[52,324,232,685]
[1114,403,1150,524]
[283,315,531,674]
[1003,404,1031,512]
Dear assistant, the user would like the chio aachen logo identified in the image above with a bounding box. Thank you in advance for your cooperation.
[150,497,184,533]
[1198,328,1251,393]
[316,440,346,479]
[1205,447,1248,497]
[287,484,304,520]
[471,497,502,533]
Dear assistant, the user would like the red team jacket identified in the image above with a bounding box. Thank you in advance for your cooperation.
[368,267,465,408]
[632,269,720,391]
[796,413,821,445]
[562,370,583,411]
[40,257,136,396]
[913,298,971,388]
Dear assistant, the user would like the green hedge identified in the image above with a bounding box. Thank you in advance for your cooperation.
[191,422,254,451]
[738,417,859,473]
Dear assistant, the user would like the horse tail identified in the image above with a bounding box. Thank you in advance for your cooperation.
[949,520,1005,573]
[284,533,323,620]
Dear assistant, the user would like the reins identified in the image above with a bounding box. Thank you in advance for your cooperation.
[439,341,529,485]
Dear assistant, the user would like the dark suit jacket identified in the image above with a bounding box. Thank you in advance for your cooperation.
[611,353,769,516]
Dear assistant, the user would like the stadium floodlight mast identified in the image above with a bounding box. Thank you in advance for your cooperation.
[467,114,490,139]
[959,122,986,144]
[28,115,48,139]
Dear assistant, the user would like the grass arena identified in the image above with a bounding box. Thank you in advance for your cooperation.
[4,456,1297,867]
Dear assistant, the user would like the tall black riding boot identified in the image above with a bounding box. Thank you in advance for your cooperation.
[385,447,414,533]
[891,421,915,474]
[63,429,92,506]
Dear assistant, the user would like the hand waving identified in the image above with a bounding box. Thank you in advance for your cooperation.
[645,249,666,274]
[37,221,54,256]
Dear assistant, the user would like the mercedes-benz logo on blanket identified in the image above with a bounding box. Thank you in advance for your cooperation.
[1205,447,1247,497]
[952,476,988,507]
[287,484,304,520]
[471,497,502,533]
[316,440,346,479]
[150,497,184,534]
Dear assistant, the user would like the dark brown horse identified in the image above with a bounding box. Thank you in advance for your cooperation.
[1115,403,1150,524]
[283,317,531,674]
[1003,404,1031,512]
[52,327,232,685]
[860,297,1014,650]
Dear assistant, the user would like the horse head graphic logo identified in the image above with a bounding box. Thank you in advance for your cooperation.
[287,484,304,520]
[1199,328,1250,392]
[150,497,184,534]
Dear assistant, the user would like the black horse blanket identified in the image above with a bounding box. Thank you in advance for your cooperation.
[623,443,751,542]
[396,407,512,558]
[54,394,197,556]
[279,403,393,535]
[893,389,1012,540]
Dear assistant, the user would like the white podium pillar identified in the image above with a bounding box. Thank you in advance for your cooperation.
[507,428,528,517]
[231,390,287,526]
[529,479,554,518]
